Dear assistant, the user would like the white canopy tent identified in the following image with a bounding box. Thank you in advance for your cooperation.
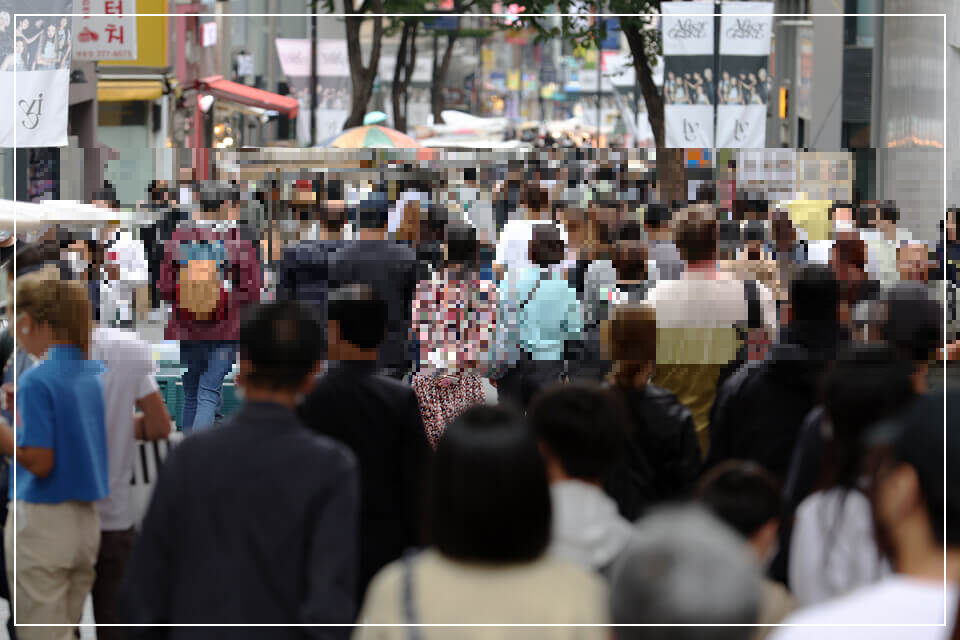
[0,199,141,232]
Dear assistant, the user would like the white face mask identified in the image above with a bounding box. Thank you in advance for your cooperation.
[66,253,89,276]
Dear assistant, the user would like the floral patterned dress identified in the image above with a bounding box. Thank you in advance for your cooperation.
[411,271,497,448]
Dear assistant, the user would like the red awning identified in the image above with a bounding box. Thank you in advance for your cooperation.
[197,76,299,118]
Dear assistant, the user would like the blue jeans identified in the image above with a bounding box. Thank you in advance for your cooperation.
[180,340,236,431]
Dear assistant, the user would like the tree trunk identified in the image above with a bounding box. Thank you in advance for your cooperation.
[392,22,418,133]
[431,32,457,125]
[344,0,384,130]
[623,22,686,205]
[622,23,663,147]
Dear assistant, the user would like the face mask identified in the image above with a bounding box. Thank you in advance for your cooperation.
[67,255,89,276]
[278,219,301,232]
[834,220,855,232]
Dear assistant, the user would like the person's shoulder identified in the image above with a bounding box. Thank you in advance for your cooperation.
[92,327,151,362]
[533,556,609,601]
[291,423,359,475]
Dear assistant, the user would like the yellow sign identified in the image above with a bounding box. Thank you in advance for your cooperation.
[507,70,520,92]
[100,0,168,68]
[481,47,495,70]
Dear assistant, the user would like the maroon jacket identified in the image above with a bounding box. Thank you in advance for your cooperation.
[158,225,262,342]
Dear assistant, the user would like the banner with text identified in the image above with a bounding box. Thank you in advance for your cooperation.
[662,1,715,148]
[73,0,138,61]
[276,38,351,146]
[716,1,773,148]
[0,0,74,147]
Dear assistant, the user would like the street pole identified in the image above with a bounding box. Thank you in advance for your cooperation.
[310,0,318,147]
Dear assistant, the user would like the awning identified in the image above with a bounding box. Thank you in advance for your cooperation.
[197,76,299,119]
[98,80,164,102]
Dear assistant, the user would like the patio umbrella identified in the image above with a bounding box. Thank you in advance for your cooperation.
[320,125,421,149]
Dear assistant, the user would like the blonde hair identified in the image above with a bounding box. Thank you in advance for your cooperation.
[604,302,657,388]
[16,267,94,356]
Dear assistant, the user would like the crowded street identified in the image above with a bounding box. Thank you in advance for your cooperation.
[0,1,956,638]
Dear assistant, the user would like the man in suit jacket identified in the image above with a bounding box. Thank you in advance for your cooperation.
[328,191,418,379]
[120,301,360,636]
[300,285,430,603]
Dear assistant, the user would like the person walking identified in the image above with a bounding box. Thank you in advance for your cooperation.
[119,301,360,633]
[1,268,108,640]
[157,185,261,431]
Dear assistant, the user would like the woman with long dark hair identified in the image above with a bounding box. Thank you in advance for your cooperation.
[355,406,608,634]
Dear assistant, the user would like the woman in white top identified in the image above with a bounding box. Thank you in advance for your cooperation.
[788,344,915,607]
[355,405,609,639]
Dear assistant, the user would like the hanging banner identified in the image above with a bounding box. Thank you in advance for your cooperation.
[276,38,352,146]
[0,0,74,147]
[716,1,773,148]
[72,0,138,61]
[661,1,715,148]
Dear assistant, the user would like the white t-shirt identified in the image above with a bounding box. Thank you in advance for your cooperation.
[494,218,575,274]
[771,577,957,639]
[789,488,891,608]
[92,327,161,531]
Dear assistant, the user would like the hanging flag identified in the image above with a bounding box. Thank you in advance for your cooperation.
[0,0,75,147]
[661,1,715,148]
[716,1,773,148]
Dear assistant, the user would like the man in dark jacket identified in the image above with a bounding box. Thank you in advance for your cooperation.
[119,301,360,636]
[299,285,430,603]
[708,264,843,483]
[328,192,418,380]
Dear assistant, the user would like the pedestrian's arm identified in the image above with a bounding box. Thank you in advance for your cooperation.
[11,380,56,478]
[301,455,360,635]
[233,241,264,305]
[156,241,177,302]
[135,388,172,442]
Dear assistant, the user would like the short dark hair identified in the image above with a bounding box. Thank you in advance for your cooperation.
[425,405,551,563]
[353,193,389,230]
[237,301,324,390]
[445,221,478,267]
[828,201,854,220]
[694,182,716,205]
[528,383,630,481]
[882,283,942,363]
[674,206,718,264]
[327,284,388,349]
[617,220,647,242]
[789,264,841,350]
[613,239,649,282]
[880,201,900,224]
[529,223,566,268]
[91,182,119,208]
[697,461,783,538]
[11,242,63,278]
[643,202,671,230]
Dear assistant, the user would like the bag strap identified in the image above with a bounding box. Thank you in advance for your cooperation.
[402,551,422,639]
[518,273,544,313]
[744,279,762,330]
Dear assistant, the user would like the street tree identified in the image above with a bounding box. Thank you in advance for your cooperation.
[428,2,497,125]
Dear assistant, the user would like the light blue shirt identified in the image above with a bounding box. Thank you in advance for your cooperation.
[496,267,583,362]
[12,346,109,503]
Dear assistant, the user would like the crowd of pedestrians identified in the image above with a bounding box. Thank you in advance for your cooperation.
[0,152,957,639]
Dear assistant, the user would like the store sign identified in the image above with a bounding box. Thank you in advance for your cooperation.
[0,0,74,147]
[276,38,348,78]
[73,0,138,60]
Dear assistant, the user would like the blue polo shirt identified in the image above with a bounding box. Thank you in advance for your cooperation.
[11,346,109,503]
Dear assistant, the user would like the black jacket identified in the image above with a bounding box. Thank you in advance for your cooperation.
[328,240,418,376]
[299,360,430,603]
[707,333,833,483]
[605,384,701,522]
[119,402,359,638]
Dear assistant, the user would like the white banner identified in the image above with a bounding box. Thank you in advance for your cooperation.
[665,104,714,148]
[276,38,349,78]
[719,1,774,56]
[661,1,714,57]
[0,1,74,148]
[72,0,138,61]
[715,1,772,148]
[716,104,766,148]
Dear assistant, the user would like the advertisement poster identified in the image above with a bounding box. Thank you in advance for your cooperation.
[661,1,715,148]
[0,0,74,147]
[72,0,138,61]
[716,1,773,148]
[276,38,352,146]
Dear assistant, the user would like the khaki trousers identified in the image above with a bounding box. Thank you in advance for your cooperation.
[4,501,100,640]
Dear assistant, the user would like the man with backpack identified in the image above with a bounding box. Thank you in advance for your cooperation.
[647,205,776,457]
[157,184,262,431]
